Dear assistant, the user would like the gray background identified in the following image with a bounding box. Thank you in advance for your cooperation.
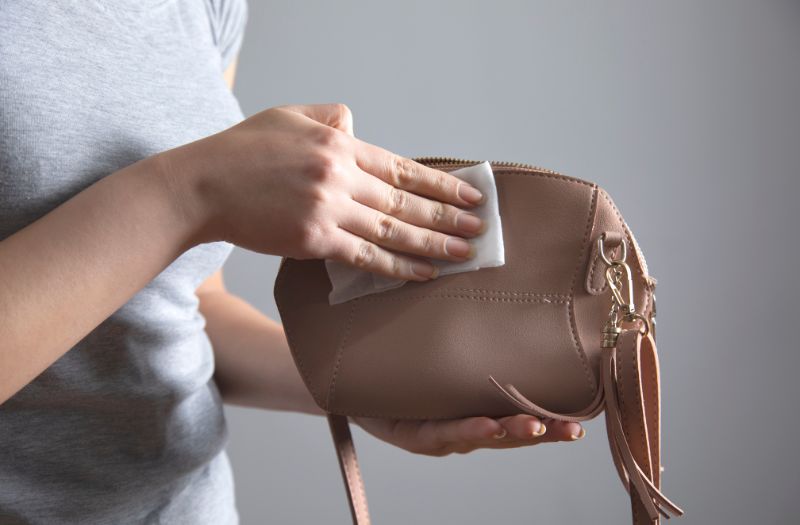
[220,1,799,523]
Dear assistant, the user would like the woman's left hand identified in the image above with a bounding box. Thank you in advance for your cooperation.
[350,414,585,456]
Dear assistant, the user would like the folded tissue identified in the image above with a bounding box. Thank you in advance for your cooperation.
[324,161,505,305]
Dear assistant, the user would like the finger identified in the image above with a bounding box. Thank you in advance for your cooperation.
[348,167,486,238]
[460,415,545,451]
[276,103,354,136]
[328,226,440,281]
[534,418,585,443]
[480,417,583,450]
[425,417,505,449]
[354,140,485,207]
[495,414,546,440]
[338,200,476,263]
[387,417,502,456]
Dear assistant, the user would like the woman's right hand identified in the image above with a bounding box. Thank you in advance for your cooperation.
[159,103,487,281]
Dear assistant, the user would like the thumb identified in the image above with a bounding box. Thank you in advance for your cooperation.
[276,103,354,136]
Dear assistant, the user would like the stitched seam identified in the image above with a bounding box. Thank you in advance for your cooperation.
[274,261,323,407]
[626,341,650,524]
[627,225,651,277]
[359,294,569,304]
[616,344,633,509]
[328,409,519,419]
[342,437,368,521]
[647,341,660,487]
[327,301,359,411]
[502,171,592,187]
[600,190,646,282]
[568,186,599,398]
[617,349,627,423]
[349,442,368,521]
[331,405,608,419]
[629,341,649,469]
[566,297,595,397]
[434,165,596,188]
[616,342,637,524]
[435,288,570,298]
[587,244,605,294]
[587,244,620,294]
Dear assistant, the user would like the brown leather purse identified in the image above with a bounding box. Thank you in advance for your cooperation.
[274,157,684,524]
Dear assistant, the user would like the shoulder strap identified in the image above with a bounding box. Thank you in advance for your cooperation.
[611,329,675,524]
[325,329,682,524]
[327,413,371,524]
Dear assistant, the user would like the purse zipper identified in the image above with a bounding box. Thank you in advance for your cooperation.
[412,156,603,190]
[276,158,570,272]
[277,156,652,295]
[416,157,652,286]
[413,156,567,177]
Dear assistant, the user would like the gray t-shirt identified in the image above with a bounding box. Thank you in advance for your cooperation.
[0,1,248,523]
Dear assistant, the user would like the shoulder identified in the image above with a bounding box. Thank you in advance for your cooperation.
[203,0,248,70]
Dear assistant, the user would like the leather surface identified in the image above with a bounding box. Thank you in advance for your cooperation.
[273,160,679,524]
[327,414,370,524]
[274,162,652,418]
[326,329,683,525]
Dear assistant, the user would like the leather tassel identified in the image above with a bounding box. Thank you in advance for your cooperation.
[488,331,684,523]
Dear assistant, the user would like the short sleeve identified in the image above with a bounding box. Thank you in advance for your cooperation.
[204,0,248,71]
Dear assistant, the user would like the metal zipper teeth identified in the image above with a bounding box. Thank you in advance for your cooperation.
[412,156,567,177]
[277,158,652,280]
[275,158,566,274]
[416,156,651,280]
[276,158,578,274]
[413,156,603,190]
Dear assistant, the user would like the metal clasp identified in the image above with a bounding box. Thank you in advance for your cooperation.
[597,233,651,346]
[605,263,635,317]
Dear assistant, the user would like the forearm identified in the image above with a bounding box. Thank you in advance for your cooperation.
[199,289,324,416]
[0,156,199,404]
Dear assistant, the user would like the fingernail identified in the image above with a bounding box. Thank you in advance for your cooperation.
[531,422,547,438]
[492,428,507,439]
[444,237,475,259]
[457,182,484,205]
[411,261,438,279]
[455,212,484,234]
[570,427,586,440]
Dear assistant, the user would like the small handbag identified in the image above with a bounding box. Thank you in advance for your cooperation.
[273,157,684,524]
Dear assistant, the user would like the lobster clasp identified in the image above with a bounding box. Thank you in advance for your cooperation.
[605,264,635,317]
[597,233,651,342]
[597,232,628,267]
[598,234,635,317]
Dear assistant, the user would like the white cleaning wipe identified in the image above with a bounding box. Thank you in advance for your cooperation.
[324,161,505,305]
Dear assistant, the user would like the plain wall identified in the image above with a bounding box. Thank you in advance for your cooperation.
[220,1,800,523]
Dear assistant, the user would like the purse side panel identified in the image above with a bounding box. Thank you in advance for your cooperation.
[326,171,601,419]
[575,188,655,376]
[274,257,358,412]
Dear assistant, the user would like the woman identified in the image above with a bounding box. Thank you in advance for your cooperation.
[0,1,585,522]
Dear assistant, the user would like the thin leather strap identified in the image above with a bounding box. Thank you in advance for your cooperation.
[618,329,658,524]
[327,414,370,524]
[490,328,683,523]
[326,330,683,524]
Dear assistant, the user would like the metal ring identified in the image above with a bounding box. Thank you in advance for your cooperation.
[597,233,628,266]
[628,313,651,337]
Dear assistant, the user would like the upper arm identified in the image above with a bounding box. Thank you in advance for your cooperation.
[196,268,227,298]
[206,0,247,89]
[223,57,238,90]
